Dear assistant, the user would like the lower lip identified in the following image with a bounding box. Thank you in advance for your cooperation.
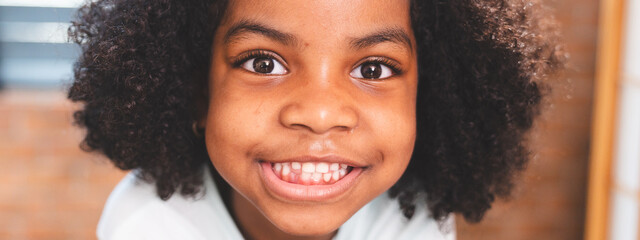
[259,161,363,202]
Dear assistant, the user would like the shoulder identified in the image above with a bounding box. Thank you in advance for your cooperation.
[335,193,456,240]
[96,172,207,240]
[96,170,243,240]
[96,172,156,239]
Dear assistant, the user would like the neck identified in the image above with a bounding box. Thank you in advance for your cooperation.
[230,190,337,240]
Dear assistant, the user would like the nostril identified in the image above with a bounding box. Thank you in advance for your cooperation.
[278,101,359,134]
[289,123,313,131]
[334,125,354,132]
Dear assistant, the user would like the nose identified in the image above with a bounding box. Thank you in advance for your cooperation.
[279,84,359,134]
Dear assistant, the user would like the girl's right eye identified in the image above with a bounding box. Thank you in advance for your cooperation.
[240,56,288,75]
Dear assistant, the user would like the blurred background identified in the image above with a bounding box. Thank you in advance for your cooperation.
[0,0,637,239]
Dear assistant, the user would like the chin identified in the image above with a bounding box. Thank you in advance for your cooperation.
[267,209,345,237]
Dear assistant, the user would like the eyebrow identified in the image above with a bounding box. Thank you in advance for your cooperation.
[349,28,413,52]
[223,20,413,53]
[223,20,298,46]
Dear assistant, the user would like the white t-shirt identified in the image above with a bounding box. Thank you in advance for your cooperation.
[97,169,456,240]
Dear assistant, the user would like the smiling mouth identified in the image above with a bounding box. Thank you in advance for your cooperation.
[271,162,353,185]
[259,157,365,201]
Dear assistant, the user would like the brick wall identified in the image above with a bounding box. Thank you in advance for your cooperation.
[0,0,598,238]
[0,90,126,239]
[456,0,598,239]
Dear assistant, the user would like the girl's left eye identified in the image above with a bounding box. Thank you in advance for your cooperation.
[350,62,395,80]
[241,57,287,75]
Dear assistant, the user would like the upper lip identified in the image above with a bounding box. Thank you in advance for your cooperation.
[261,155,368,168]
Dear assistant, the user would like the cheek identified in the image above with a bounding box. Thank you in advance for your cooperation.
[203,88,268,185]
[205,79,272,145]
[365,96,417,184]
[370,86,417,148]
[367,71,418,160]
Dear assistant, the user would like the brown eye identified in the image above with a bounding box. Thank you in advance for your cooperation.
[253,57,274,73]
[360,63,382,79]
[350,61,395,80]
[240,56,287,75]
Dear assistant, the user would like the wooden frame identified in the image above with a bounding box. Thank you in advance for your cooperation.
[584,0,626,239]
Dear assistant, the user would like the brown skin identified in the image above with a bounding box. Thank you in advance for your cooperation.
[204,0,417,239]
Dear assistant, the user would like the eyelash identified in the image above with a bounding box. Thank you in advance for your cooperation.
[357,57,403,75]
[231,50,282,68]
[230,50,403,76]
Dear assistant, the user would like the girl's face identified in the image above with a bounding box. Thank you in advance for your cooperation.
[205,0,416,238]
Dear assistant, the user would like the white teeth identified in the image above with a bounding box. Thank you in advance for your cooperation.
[316,163,329,173]
[311,173,322,182]
[323,173,332,182]
[273,161,353,184]
[282,163,291,176]
[330,163,339,171]
[302,162,315,173]
[339,169,347,178]
[332,171,340,181]
[291,162,301,170]
[300,172,311,182]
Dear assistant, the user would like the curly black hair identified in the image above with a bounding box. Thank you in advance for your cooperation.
[68,0,563,223]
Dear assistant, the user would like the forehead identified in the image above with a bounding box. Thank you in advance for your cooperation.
[220,0,413,40]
